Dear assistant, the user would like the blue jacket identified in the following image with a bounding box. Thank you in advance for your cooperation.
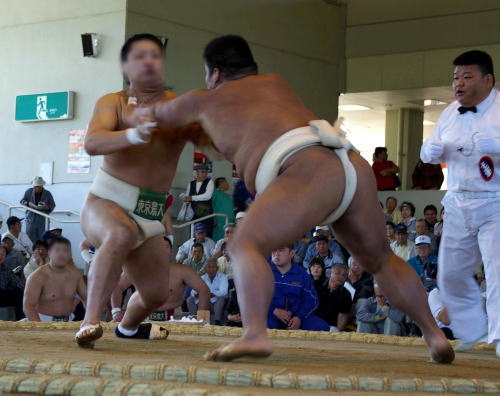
[303,240,345,269]
[269,261,319,321]
[407,253,438,278]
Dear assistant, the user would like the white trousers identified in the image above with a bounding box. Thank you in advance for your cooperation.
[438,193,500,344]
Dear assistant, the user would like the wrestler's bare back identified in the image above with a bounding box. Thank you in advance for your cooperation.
[156,74,317,192]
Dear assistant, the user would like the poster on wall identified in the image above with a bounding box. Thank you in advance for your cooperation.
[67,129,90,174]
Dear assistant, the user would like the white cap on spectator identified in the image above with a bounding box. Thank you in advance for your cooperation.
[32,176,46,186]
[415,235,432,246]
[315,225,329,231]
[236,212,246,220]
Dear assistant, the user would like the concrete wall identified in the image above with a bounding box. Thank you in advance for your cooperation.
[345,0,500,92]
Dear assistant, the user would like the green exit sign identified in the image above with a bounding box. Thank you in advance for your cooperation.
[15,91,74,122]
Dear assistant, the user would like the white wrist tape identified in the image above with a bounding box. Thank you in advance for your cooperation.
[111,308,122,315]
[125,123,156,145]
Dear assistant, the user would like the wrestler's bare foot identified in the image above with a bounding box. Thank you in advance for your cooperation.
[75,323,103,349]
[204,335,273,362]
[426,333,455,364]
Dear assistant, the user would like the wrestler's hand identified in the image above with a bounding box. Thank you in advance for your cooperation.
[273,308,292,325]
[126,107,157,145]
[111,310,124,322]
[287,316,301,330]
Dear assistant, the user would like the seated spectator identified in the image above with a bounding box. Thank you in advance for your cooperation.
[345,257,374,303]
[212,177,236,242]
[187,259,228,325]
[2,236,25,278]
[357,284,405,336]
[268,246,329,331]
[423,205,439,233]
[217,242,234,289]
[233,179,254,214]
[400,202,417,238]
[293,231,314,266]
[176,222,215,262]
[315,264,352,332]
[212,223,235,259]
[226,288,242,327]
[235,211,246,225]
[24,240,49,279]
[23,237,86,322]
[182,243,207,275]
[414,218,437,250]
[386,221,396,245]
[407,235,438,291]
[2,216,33,259]
[390,224,416,261]
[40,228,63,248]
[433,207,445,248]
[303,226,342,267]
[303,235,345,274]
[371,147,400,191]
[384,196,402,225]
[411,160,444,190]
[308,258,326,293]
[428,288,454,340]
[0,246,25,320]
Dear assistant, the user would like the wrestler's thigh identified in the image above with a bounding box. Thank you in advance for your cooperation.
[332,152,391,269]
[233,147,346,256]
[123,235,170,302]
[81,194,138,248]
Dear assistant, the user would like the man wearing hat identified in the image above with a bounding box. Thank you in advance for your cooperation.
[303,226,344,269]
[20,176,56,243]
[2,216,33,258]
[176,222,216,263]
[390,224,416,261]
[184,164,215,237]
[408,235,438,291]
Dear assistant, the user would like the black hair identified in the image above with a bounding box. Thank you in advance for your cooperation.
[33,240,49,251]
[121,33,164,62]
[386,196,397,204]
[314,235,329,243]
[423,204,437,215]
[400,201,416,216]
[203,35,258,79]
[192,242,204,251]
[374,147,387,158]
[309,257,325,270]
[386,221,395,229]
[49,237,71,249]
[453,50,495,84]
[215,177,227,189]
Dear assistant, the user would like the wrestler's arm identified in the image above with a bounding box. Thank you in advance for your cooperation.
[110,273,132,310]
[23,271,44,321]
[153,90,205,128]
[84,94,134,155]
[182,265,211,311]
[76,272,88,307]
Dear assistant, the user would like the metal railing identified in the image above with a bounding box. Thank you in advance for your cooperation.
[173,213,229,237]
[0,200,80,230]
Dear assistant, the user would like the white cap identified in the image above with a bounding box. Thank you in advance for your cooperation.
[236,212,246,220]
[415,235,432,246]
[32,176,46,187]
[315,225,329,231]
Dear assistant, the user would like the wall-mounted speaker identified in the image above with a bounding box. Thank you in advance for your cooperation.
[81,33,100,57]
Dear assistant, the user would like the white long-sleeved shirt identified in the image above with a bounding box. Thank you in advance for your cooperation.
[186,179,215,202]
[175,237,215,262]
[191,271,228,304]
[2,231,33,256]
[421,89,500,193]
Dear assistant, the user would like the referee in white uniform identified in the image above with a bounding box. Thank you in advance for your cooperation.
[421,50,500,357]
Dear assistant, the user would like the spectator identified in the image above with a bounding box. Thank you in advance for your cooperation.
[182,243,207,275]
[428,288,454,340]
[23,237,86,322]
[176,222,215,262]
[308,257,326,293]
[0,214,3,231]
[357,284,405,336]
[411,160,444,190]
[20,176,56,243]
[0,246,24,320]
[384,196,402,224]
[424,205,439,233]
[187,259,228,325]
[371,147,400,191]
[400,202,417,238]
[268,246,329,331]
[235,211,246,225]
[303,226,344,266]
[226,288,242,327]
[212,177,236,242]
[184,164,214,237]
[212,223,235,259]
[41,228,63,247]
[304,235,344,275]
[2,216,33,259]
[2,236,25,276]
[390,224,416,261]
[293,231,314,265]
[407,235,438,291]
[345,257,374,303]
[233,179,254,214]
[315,264,352,331]
[386,221,396,245]
[433,207,445,247]
[414,219,437,251]
[24,240,49,279]
[217,242,234,288]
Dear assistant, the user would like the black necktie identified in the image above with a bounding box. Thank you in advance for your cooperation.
[458,106,477,114]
